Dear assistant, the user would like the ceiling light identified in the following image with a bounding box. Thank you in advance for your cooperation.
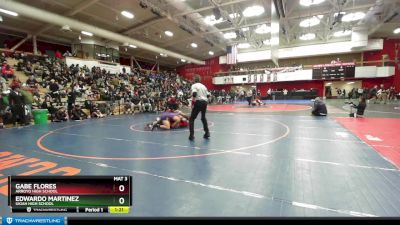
[181,59,186,62]
[263,39,270,45]
[347,82,355,84]
[191,43,198,48]
[341,12,365,22]
[299,0,325,7]
[129,44,137,48]
[326,82,332,85]
[255,24,271,34]
[164,30,174,37]
[238,43,251,49]
[393,28,400,34]
[241,27,250,32]
[204,15,223,25]
[121,11,134,19]
[229,13,240,19]
[333,30,351,37]
[224,32,237,39]
[0,8,18,16]
[81,31,93,36]
[299,17,320,27]
[243,5,265,17]
[299,33,316,40]
[334,12,346,17]
[208,51,214,55]
[160,53,167,57]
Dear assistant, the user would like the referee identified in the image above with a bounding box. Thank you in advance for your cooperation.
[189,75,210,141]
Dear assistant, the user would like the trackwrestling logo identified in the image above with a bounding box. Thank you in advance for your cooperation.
[2,217,65,225]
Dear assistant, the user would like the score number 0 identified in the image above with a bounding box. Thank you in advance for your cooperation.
[119,184,125,205]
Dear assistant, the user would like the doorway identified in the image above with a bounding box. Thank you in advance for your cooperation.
[324,80,362,99]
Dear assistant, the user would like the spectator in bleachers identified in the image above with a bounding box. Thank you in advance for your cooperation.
[10,77,22,90]
[2,63,15,80]
[0,76,7,93]
[26,75,39,88]
[49,79,61,105]
[70,104,88,120]
[91,106,105,118]
[55,50,62,59]
[53,107,68,122]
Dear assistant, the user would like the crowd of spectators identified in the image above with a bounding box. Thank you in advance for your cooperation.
[1,51,193,128]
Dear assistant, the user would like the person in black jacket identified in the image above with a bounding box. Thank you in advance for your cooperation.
[66,88,76,119]
[350,97,367,118]
[49,79,61,105]
[369,85,378,103]
[9,86,28,126]
[311,97,327,116]
[0,93,8,128]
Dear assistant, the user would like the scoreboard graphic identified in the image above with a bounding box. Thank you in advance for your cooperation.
[8,176,132,214]
[312,62,355,80]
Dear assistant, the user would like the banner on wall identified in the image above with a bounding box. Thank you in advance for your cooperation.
[213,65,394,85]
[223,76,234,84]
[263,65,303,82]
[312,62,355,80]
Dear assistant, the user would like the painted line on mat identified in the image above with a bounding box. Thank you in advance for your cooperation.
[296,158,400,172]
[293,137,363,143]
[37,118,290,161]
[342,105,400,115]
[33,150,378,217]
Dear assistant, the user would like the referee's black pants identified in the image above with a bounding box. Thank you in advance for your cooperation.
[189,100,209,137]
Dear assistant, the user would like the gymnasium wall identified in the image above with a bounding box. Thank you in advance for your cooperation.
[176,39,399,93]
[235,53,362,69]
[176,57,231,89]
[362,38,400,91]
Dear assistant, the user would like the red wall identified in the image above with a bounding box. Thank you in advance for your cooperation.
[176,57,231,89]
[361,77,394,89]
[363,38,400,91]
[176,39,399,92]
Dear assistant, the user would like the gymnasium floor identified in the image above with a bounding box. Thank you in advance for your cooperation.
[1,99,400,217]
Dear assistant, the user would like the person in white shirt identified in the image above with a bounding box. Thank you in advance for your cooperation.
[267,88,272,99]
[189,75,210,141]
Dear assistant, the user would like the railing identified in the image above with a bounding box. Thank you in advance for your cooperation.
[213,59,398,77]
[0,48,49,57]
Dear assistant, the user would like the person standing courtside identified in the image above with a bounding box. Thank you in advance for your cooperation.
[189,75,210,141]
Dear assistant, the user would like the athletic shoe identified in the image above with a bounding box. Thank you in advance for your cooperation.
[188,135,195,141]
[151,124,157,131]
[203,133,210,139]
